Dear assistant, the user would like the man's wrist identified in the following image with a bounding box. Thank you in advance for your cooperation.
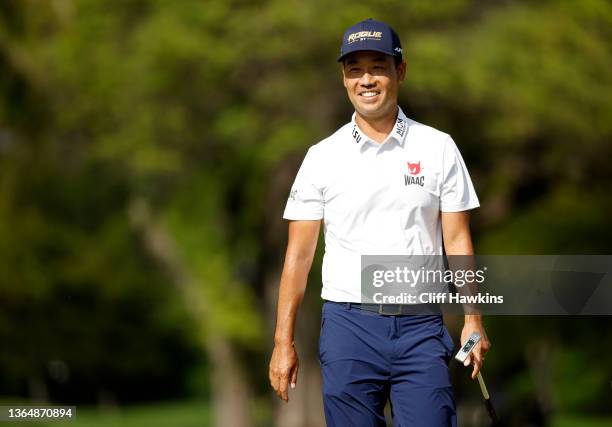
[274,336,295,347]
[464,314,483,325]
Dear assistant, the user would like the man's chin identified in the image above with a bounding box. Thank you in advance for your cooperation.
[356,104,386,119]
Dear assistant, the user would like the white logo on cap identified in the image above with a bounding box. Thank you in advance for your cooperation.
[347,31,383,44]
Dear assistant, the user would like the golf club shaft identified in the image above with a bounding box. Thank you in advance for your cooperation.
[477,371,498,422]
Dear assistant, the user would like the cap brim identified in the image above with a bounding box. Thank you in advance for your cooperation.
[337,46,400,62]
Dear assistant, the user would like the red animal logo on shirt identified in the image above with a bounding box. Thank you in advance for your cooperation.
[407,161,421,175]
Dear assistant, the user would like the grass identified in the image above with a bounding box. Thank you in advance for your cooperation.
[552,414,612,427]
[3,399,611,427]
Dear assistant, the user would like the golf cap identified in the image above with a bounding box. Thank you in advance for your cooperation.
[338,18,403,62]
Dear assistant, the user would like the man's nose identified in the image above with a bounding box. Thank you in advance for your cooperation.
[359,72,375,86]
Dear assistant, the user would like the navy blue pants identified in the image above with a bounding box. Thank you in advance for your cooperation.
[319,301,457,427]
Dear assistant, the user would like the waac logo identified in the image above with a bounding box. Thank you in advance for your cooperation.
[407,161,421,175]
[404,161,424,186]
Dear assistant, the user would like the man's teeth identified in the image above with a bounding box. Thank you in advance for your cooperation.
[361,92,379,97]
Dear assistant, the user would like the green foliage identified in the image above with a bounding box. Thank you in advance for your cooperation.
[477,188,612,254]
[552,349,610,412]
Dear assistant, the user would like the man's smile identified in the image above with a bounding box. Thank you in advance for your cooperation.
[359,90,380,97]
[358,90,381,103]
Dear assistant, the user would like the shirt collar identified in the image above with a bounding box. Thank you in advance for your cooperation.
[350,107,409,151]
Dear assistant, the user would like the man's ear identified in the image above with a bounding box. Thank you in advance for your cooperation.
[341,63,348,88]
[397,60,407,83]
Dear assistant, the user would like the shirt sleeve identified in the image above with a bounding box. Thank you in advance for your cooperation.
[440,136,480,212]
[283,147,324,220]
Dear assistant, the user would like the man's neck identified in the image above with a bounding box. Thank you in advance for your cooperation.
[355,106,398,144]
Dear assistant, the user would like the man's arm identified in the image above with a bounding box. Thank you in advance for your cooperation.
[269,219,321,402]
[441,211,491,379]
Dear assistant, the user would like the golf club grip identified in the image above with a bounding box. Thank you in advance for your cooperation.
[484,398,498,422]
[476,372,489,399]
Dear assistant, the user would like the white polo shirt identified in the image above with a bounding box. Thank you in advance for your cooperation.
[283,107,479,302]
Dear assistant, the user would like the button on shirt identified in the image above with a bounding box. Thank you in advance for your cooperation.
[283,108,479,303]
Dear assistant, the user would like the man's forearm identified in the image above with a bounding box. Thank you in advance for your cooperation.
[273,220,321,346]
[441,211,483,319]
[273,255,313,345]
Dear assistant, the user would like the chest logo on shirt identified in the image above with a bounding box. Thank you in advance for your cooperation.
[404,161,424,186]
[407,161,421,175]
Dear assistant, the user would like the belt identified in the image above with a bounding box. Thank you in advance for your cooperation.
[345,302,442,316]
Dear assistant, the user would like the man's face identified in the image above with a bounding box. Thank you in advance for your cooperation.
[342,51,406,120]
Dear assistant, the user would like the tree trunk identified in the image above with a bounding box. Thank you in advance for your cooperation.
[208,337,253,427]
[128,198,254,427]
[28,375,48,403]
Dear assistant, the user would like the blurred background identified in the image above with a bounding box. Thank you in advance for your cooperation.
[0,0,611,426]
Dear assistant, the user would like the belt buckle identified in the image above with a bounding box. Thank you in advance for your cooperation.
[378,304,402,316]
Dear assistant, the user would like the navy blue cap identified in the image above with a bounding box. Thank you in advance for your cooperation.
[338,18,402,62]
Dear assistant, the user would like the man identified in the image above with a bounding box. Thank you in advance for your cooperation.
[269,18,490,426]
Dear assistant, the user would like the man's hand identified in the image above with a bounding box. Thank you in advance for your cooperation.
[269,342,299,402]
[460,316,491,379]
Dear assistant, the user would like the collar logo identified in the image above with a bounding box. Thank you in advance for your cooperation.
[395,118,406,138]
[351,124,362,144]
[404,161,424,186]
